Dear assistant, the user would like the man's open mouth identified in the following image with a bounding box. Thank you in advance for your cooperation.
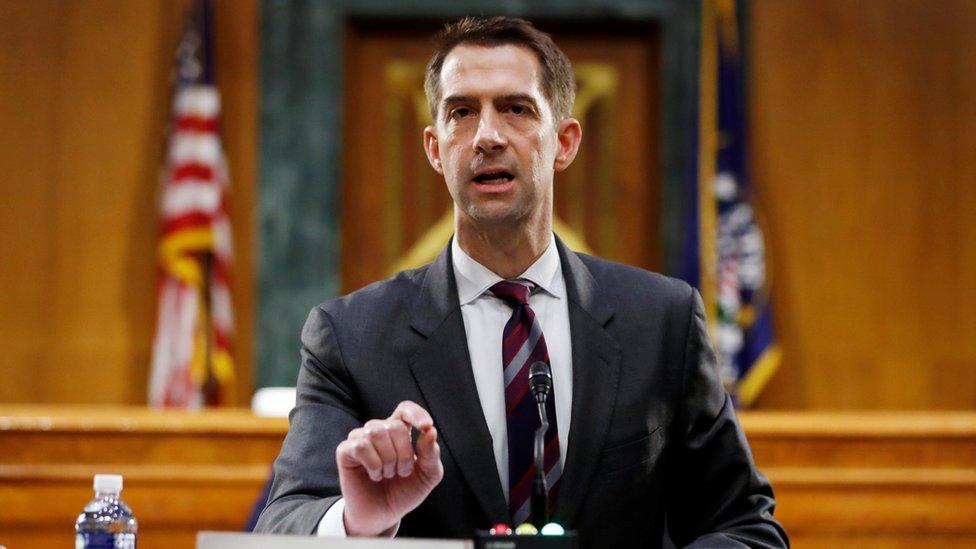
[472,171,515,184]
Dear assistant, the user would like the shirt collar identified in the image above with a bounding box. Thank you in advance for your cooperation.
[452,233,564,306]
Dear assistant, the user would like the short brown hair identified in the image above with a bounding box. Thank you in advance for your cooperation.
[424,16,576,122]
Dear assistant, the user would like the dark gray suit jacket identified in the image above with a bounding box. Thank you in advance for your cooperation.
[255,238,788,548]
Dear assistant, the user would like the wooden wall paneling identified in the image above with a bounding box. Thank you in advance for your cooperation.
[0,1,172,404]
[340,25,431,294]
[0,1,257,405]
[557,32,662,272]
[748,1,976,409]
[0,1,67,404]
[213,0,259,406]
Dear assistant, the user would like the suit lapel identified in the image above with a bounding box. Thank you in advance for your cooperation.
[552,238,622,527]
[406,237,622,527]
[407,242,509,524]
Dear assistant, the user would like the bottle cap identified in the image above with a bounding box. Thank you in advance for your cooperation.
[93,474,123,493]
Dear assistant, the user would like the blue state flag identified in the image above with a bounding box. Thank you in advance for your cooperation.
[677,0,781,407]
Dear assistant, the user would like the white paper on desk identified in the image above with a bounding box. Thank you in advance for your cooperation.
[197,531,473,549]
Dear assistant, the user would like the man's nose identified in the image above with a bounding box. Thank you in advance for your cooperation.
[473,111,507,154]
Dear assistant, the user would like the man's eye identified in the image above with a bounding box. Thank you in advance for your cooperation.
[509,105,527,115]
[451,107,472,119]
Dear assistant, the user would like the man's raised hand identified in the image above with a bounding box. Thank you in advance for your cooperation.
[335,401,444,536]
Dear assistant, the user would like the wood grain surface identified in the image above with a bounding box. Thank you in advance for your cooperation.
[1,407,974,548]
[749,0,976,409]
[0,0,257,406]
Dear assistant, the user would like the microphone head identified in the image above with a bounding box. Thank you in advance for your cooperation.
[528,361,552,398]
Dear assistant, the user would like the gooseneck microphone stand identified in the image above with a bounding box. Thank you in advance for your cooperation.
[529,361,553,528]
[474,360,578,546]
[532,399,549,527]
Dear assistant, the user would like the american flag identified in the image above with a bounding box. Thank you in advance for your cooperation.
[149,0,235,408]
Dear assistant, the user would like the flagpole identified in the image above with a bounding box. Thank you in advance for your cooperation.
[698,0,719,338]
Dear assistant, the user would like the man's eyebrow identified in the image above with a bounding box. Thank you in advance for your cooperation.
[441,94,541,110]
[496,93,540,110]
[442,95,476,107]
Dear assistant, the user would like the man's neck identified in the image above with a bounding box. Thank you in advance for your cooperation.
[455,213,551,280]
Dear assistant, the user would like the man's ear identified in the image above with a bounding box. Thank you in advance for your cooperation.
[553,118,582,172]
[423,126,443,174]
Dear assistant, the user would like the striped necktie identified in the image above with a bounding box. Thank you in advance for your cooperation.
[489,280,561,525]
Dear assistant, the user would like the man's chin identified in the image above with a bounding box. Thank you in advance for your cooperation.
[461,203,528,227]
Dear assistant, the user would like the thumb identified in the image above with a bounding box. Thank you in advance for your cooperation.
[414,426,442,476]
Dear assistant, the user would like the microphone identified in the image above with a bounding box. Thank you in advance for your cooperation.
[529,361,553,403]
[528,361,552,527]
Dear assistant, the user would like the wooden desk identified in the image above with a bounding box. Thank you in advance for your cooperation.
[740,411,976,547]
[0,406,286,549]
[1,407,974,548]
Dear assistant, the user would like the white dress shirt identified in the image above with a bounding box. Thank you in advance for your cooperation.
[318,233,573,536]
[451,233,572,497]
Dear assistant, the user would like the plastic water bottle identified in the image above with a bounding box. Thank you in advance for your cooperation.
[75,474,137,549]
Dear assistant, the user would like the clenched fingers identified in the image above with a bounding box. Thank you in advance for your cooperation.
[362,419,414,478]
[337,401,439,483]
[337,432,383,482]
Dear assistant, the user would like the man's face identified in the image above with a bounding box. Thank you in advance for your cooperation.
[423,44,579,228]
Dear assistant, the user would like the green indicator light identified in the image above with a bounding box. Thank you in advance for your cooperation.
[540,522,565,536]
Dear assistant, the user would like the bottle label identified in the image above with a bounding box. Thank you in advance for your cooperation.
[76,532,136,549]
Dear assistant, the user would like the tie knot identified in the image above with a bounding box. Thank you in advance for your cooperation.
[489,280,532,306]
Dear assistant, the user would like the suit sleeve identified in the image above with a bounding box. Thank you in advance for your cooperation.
[253,306,363,534]
[666,289,789,548]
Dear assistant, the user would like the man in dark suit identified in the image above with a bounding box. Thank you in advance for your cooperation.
[255,16,787,548]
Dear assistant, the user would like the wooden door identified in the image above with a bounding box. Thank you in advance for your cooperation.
[341,20,661,292]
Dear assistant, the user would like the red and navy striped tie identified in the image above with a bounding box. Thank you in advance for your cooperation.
[490,280,561,525]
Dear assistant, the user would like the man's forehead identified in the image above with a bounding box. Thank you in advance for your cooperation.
[439,44,544,99]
